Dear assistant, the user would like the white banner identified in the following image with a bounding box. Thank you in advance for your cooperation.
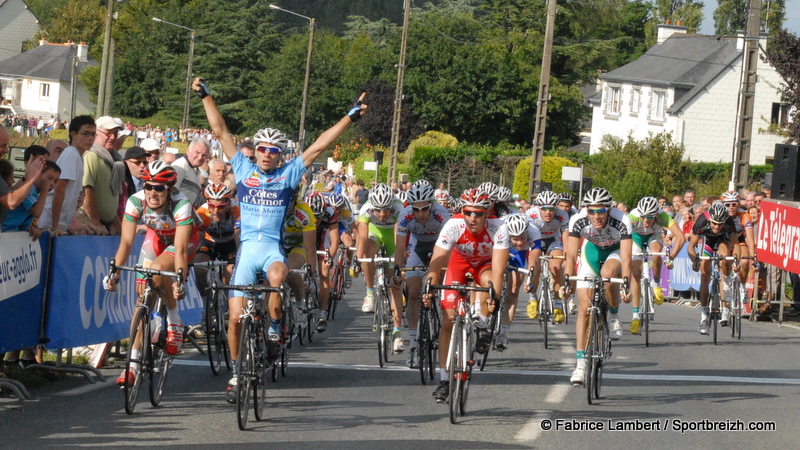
[0,232,43,301]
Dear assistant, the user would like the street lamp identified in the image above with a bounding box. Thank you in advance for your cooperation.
[269,4,315,151]
[152,17,196,131]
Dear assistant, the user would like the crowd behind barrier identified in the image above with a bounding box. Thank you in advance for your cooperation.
[0,231,204,354]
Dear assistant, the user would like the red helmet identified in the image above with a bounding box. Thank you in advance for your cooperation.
[461,187,491,209]
[141,161,177,185]
[204,183,232,201]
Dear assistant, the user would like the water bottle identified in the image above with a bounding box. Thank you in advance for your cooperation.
[150,311,163,343]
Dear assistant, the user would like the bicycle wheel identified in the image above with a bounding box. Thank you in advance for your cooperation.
[428,304,440,381]
[328,266,342,320]
[220,292,232,371]
[124,307,148,415]
[206,289,223,375]
[641,281,651,347]
[280,308,290,377]
[236,317,253,430]
[383,294,392,364]
[459,325,474,416]
[254,322,268,421]
[375,288,387,367]
[595,319,608,400]
[306,289,318,343]
[418,305,431,385]
[540,288,550,349]
[448,317,463,424]
[585,310,597,405]
[282,289,295,351]
[149,341,171,407]
[731,279,742,339]
[710,281,720,345]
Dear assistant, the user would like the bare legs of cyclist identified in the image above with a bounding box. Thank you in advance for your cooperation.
[405,275,423,366]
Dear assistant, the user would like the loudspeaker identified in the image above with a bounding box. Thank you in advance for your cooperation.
[374,150,384,166]
[772,144,800,201]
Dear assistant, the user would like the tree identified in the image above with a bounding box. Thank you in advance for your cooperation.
[762,29,800,143]
[714,0,748,35]
[353,79,423,152]
[645,0,704,46]
[24,0,105,59]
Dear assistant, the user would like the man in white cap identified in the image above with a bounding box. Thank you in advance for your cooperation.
[140,137,161,162]
[82,115,125,235]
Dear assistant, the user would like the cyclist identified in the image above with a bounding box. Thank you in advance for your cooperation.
[498,213,542,350]
[627,196,684,334]
[306,190,340,332]
[104,161,198,386]
[557,192,579,217]
[564,187,632,385]
[478,181,501,216]
[721,190,755,324]
[687,202,741,334]
[329,192,358,285]
[282,192,318,325]
[394,180,450,367]
[493,185,519,218]
[193,76,366,402]
[425,187,510,403]
[357,183,406,351]
[525,191,570,321]
[194,184,240,296]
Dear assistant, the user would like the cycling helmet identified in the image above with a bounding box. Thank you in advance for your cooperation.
[412,179,432,188]
[305,191,327,216]
[252,127,289,151]
[449,197,462,212]
[461,187,492,209]
[720,190,741,203]
[141,160,177,185]
[497,186,513,202]
[369,183,394,208]
[505,214,530,236]
[536,191,560,207]
[478,182,500,201]
[397,191,408,204]
[204,183,233,201]
[329,193,348,208]
[407,182,435,203]
[558,192,574,203]
[637,197,660,216]
[582,187,613,207]
[708,203,728,223]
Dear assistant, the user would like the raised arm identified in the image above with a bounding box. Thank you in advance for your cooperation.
[302,93,367,168]
[192,77,238,162]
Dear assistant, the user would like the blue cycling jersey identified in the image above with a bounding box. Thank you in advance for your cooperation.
[231,152,306,244]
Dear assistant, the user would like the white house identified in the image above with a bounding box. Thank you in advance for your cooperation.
[0,40,97,120]
[589,24,786,165]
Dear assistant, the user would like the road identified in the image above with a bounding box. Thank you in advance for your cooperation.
[2,280,799,448]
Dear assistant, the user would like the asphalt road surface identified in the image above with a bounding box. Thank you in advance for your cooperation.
[3,279,799,448]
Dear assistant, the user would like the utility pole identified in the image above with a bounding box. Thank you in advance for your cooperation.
[731,0,762,191]
[299,18,315,151]
[388,0,412,186]
[527,0,557,202]
[182,31,196,131]
[96,0,114,117]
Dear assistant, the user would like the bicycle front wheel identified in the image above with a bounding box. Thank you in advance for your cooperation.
[254,321,269,421]
[585,310,598,405]
[459,325,474,416]
[448,317,463,424]
[149,340,171,406]
[124,307,148,415]
[236,317,253,430]
[641,282,651,347]
[418,306,431,385]
[710,281,720,345]
[540,288,551,349]
[205,289,224,375]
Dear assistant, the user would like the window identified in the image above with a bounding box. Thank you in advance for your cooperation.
[772,103,790,127]
[40,83,50,98]
[631,88,641,115]
[650,91,665,121]
[605,86,621,115]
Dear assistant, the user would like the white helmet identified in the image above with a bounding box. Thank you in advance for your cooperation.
[253,127,289,151]
[397,191,408,204]
[497,186,513,202]
[582,187,613,207]
[478,182,500,201]
[505,213,529,236]
[369,183,394,208]
[637,197,660,216]
[536,191,559,207]
[407,182,435,203]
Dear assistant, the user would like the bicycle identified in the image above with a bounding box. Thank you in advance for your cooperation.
[400,265,441,384]
[730,257,755,339]
[326,247,348,320]
[567,274,626,405]
[632,248,667,347]
[194,259,234,375]
[699,254,739,345]
[109,259,184,415]
[536,255,564,349]
[358,248,395,367]
[214,281,283,430]
[289,264,319,345]
[424,278,494,424]
[478,265,530,371]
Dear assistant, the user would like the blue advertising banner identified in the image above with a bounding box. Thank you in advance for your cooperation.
[668,243,701,292]
[45,235,204,350]
[0,232,51,353]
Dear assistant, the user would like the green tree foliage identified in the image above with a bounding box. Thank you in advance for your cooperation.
[352,79,423,152]
[644,0,704,47]
[762,29,800,143]
[714,0,748,35]
[513,155,576,200]
[25,0,105,59]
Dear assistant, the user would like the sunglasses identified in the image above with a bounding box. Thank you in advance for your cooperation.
[462,210,486,218]
[710,220,726,225]
[540,206,556,212]
[724,202,738,208]
[412,204,432,213]
[587,207,608,215]
[131,160,148,166]
[641,215,656,220]
[256,145,282,155]
[374,207,392,214]
[207,202,229,210]
[144,184,169,192]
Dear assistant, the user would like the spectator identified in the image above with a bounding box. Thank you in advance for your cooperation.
[333,175,344,195]
[172,138,211,206]
[672,194,684,210]
[353,179,369,212]
[762,184,772,199]
[46,139,68,163]
[140,138,161,162]
[0,132,44,229]
[616,202,629,214]
[39,115,96,234]
[123,146,148,194]
[161,151,177,164]
[662,202,674,218]
[239,140,256,162]
[3,156,61,238]
[68,190,107,235]
[754,191,767,208]
[207,159,227,186]
[683,189,696,208]
[680,206,694,239]
[700,195,718,210]
[83,116,126,235]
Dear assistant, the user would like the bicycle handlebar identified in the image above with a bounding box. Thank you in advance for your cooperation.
[110,258,184,284]
[189,259,235,268]
[566,275,627,284]
[539,255,565,260]
[356,257,394,264]
[212,283,282,294]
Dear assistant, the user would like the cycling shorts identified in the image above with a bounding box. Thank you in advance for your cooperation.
[541,237,564,255]
[632,232,663,261]
[230,241,286,298]
[136,228,198,286]
[405,239,436,278]
[367,223,396,256]
[197,237,238,262]
[440,251,491,310]
[576,240,621,290]
[509,247,528,269]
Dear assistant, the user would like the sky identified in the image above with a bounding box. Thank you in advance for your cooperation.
[699,0,800,35]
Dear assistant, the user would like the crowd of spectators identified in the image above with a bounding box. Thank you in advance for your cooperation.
[1,114,63,138]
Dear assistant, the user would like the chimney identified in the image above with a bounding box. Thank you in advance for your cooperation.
[657,23,688,44]
[76,42,89,62]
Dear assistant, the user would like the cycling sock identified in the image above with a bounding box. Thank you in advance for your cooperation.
[700,307,709,321]
[555,300,563,310]
[367,288,375,296]
[408,329,418,348]
[576,350,585,361]
[653,278,661,284]
[500,324,510,335]
[478,315,489,328]
[166,307,181,325]
[393,327,401,338]
[320,310,328,320]
[130,349,141,370]
[439,368,447,381]
[269,318,281,332]
[608,307,619,315]
[632,307,640,321]
[231,360,237,375]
